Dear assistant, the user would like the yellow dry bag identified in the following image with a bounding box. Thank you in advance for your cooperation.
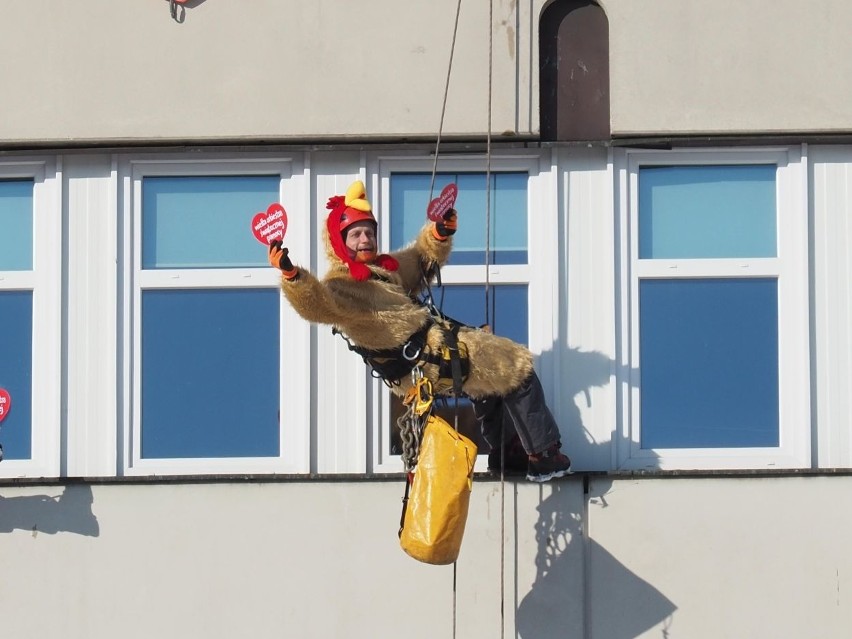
[399,414,477,565]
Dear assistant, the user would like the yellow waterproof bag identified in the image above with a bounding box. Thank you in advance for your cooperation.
[399,414,478,565]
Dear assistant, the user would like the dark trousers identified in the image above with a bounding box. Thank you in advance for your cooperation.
[472,371,561,455]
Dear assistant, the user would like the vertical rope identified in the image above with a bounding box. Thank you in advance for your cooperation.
[482,3,503,638]
[453,393,460,639]
[428,6,463,639]
[453,561,458,639]
[484,0,493,329]
[429,0,464,203]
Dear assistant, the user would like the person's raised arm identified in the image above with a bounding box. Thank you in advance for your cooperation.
[268,241,346,326]
[392,209,458,294]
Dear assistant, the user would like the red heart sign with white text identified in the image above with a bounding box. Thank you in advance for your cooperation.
[427,183,458,222]
[0,388,10,423]
[251,203,289,245]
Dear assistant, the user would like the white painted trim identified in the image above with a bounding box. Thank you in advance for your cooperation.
[811,147,852,468]
[312,160,370,474]
[0,272,35,289]
[558,146,618,472]
[64,154,120,477]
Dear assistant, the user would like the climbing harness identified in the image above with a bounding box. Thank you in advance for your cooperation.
[333,317,470,395]
[333,322,431,387]
[331,262,471,395]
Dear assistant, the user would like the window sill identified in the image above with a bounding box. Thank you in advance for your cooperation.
[4,467,852,488]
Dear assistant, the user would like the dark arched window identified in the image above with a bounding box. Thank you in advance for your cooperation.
[540,0,610,142]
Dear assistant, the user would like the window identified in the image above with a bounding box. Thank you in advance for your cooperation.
[0,161,60,478]
[124,160,310,475]
[372,155,558,471]
[616,149,810,470]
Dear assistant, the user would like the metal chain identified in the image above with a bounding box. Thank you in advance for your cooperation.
[397,369,435,472]
[397,402,422,473]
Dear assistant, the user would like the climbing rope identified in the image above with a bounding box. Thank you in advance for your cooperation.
[484,0,494,331]
[480,2,505,637]
[418,1,499,637]
[423,3,465,638]
[428,0,464,204]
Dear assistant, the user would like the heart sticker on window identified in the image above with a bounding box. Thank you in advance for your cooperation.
[251,203,289,245]
[427,183,458,222]
[0,388,10,423]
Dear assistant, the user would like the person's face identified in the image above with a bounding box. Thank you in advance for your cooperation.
[344,221,377,263]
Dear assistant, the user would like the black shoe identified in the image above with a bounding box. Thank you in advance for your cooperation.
[487,435,528,475]
[526,442,572,482]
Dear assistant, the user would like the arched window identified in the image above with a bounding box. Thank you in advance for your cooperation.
[540,0,610,142]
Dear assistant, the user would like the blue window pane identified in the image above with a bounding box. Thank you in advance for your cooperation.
[639,278,779,449]
[390,173,528,265]
[0,180,34,271]
[0,292,33,459]
[142,176,279,269]
[639,165,777,259]
[141,289,280,458]
[431,284,528,346]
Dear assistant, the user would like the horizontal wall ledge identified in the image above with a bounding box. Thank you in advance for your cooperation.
[4,468,852,488]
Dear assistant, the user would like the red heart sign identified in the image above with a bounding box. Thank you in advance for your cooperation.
[251,203,289,245]
[427,183,458,222]
[0,388,10,424]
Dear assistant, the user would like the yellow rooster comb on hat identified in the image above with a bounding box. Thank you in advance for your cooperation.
[344,180,372,213]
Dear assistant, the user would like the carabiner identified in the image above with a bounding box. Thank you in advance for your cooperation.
[414,377,434,416]
[402,340,421,362]
[410,365,423,387]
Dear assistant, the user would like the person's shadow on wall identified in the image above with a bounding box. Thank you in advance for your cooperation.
[516,481,676,639]
[0,484,99,537]
[514,347,675,638]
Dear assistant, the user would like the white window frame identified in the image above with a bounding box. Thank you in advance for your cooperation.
[614,146,811,470]
[120,156,311,476]
[368,151,558,472]
[0,157,61,479]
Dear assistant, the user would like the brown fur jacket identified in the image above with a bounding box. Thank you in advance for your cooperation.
[279,222,534,400]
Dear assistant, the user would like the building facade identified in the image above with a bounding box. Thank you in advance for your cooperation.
[2,1,852,637]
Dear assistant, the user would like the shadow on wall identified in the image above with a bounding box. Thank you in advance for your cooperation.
[0,484,99,537]
[516,482,676,639]
[541,345,662,472]
[512,347,674,636]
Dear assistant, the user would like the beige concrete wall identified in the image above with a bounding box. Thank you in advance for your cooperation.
[604,0,852,135]
[0,0,530,144]
[588,475,852,637]
[0,479,585,639]
[2,475,851,638]
[2,1,851,145]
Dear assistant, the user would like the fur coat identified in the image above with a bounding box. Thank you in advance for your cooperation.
[279,221,534,400]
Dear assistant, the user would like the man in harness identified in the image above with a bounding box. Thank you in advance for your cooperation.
[268,181,571,482]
